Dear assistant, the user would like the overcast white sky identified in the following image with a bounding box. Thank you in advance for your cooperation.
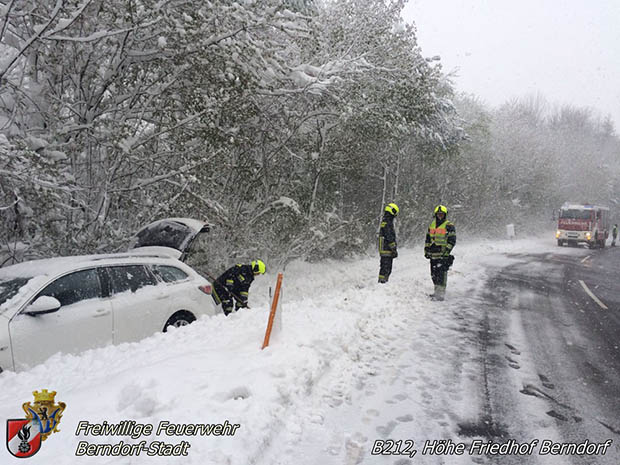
[403,0,620,129]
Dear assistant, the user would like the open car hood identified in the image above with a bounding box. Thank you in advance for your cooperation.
[128,218,210,262]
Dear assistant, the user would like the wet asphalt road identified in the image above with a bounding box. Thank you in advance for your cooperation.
[472,244,620,464]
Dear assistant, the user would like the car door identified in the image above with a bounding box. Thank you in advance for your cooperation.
[9,268,113,370]
[105,265,164,344]
[150,263,197,317]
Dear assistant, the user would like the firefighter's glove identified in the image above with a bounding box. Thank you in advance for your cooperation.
[392,249,398,258]
[424,251,431,259]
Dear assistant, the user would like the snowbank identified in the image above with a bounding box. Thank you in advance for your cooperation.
[0,235,589,464]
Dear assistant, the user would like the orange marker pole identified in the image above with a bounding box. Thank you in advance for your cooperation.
[262,273,283,349]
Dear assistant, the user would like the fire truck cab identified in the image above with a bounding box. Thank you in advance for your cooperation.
[556,203,610,248]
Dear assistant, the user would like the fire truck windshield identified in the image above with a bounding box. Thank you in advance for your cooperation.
[560,209,593,220]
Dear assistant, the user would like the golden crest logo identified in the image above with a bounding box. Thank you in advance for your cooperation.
[6,390,66,458]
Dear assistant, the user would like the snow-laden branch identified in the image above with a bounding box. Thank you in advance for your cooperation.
[0,0,63,80]
[111,149,222,193]
[41,0,94,38]
[119,110,208,154]
[45,27,136,43]
[203,26,247,47]
[247,196,302,226]
[0,0,16,46]
[0,198,19,211]
[162,179,228,221]
[44,19,161,43]
[0,168,78,193]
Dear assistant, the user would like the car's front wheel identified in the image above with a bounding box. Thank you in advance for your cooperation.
[163,311,196,332]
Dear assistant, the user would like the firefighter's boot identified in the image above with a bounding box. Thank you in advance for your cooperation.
[431,285,445,301]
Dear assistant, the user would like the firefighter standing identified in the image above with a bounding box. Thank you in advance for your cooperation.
[612,224,618,247]
[378,202,399,283]
[424,205,456,301]
[212,260,266,315]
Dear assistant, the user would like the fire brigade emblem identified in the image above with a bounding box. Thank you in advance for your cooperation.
[6,390,66,458]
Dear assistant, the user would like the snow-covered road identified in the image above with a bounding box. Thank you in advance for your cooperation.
[1,235,617,464]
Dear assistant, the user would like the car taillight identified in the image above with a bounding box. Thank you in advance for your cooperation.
[198,284,212,295]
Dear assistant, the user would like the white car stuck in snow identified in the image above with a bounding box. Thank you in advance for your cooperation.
[0,218,216,372]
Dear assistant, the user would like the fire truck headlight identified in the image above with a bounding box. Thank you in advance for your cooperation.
[556,230,561,238]
[586,232,591,240]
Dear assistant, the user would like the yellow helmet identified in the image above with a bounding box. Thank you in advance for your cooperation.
[251,259,266,275]
[434,205,448,215]
[385,203,399,216]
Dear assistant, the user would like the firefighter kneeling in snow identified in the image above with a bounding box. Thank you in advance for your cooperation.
[212,260,266,316]
[424,205,456,301]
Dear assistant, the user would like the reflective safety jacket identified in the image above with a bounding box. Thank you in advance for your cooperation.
[379,213,397,257]
[424,218,456,259]
[214,264,255,306]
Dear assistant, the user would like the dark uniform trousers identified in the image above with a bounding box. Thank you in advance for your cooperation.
[379,256,393,283]
[212,281,235,316]
[430,258,450,290]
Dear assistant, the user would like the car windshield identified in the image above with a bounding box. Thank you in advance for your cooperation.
[131,221,193,251]
[0,277,31,306]
[560,209,593,220]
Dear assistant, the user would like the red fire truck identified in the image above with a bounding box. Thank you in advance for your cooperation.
[556,203,610,248]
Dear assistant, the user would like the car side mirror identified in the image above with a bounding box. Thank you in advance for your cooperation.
[24,296,61,316]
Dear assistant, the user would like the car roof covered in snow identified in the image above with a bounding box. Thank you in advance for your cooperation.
[561,203,609,210]
[0,253,193,316]
[0,252,186,280]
